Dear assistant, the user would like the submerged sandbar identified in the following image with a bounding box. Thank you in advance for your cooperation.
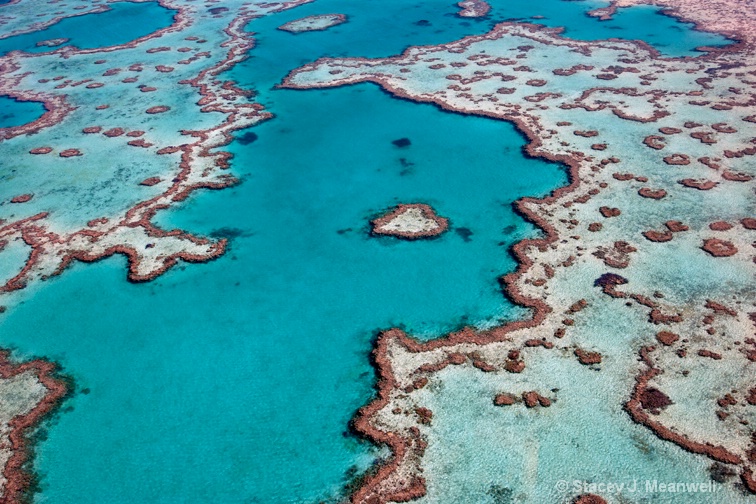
[371,203,449,239]
[278,14,347,33]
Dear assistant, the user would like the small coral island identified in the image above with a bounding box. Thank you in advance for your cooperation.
[456,0,491,18]
[278,14,347,33]
[370,203,449,239]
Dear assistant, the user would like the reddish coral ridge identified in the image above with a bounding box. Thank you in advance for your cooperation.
[709,221,733,231]
[679,179,718,190]
[0,351,68,504]
[574,495,608,504]
[640,387,673,414]
[626,346,748,485]
[702,238,738,257]
[638,188,667,199]
[522,391,551,407]
[643,230,673,242]
[698,349,723,360]
[103,127,125,137]
[28,147,53,155]
[663,153,691,165]
[599,206,620,218]
[665,220,688,232]
[574,347,602,365]
[643,135,666,149]
[139,177,162,187]
[656,331,680,346]
[157,146,182,155]
[493,393,516,406]
[128,139,153,148]
[59,149,82,157]
[10,194,33,204]
[370,203,449,240]
[146,105,171,114]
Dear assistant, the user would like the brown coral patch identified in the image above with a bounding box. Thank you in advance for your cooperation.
[656,331,680,346]
[574,130,599,138]
[679,179,717,190]
[574,348,602,365]
[643,230,673,242]
[697,349,722,360]
[10,194,33,204]
[599,206,621,218]
[135,176,160,188]
[722,171,753,182]
[146,105,170,114]
[709,221,733,231]
[665,221,688,232]
[493,393,516,406]
[659,127,682,135]
[663,154,690,165]
[574,495,608,504]
[103,127,125,137]
[640,387,673,413]
[643,135,666,149]
[702,239,738,257]
[638,188,666,199]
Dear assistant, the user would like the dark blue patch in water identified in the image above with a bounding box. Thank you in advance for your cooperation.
[0,94,44,128]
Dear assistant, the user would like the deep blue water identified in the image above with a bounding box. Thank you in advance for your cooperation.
[0,0,735,503]
[0,1,175,57]
[0,94,44,128]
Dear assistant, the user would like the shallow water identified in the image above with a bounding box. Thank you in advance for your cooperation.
[0,0,738,502]
[0,83,562,503]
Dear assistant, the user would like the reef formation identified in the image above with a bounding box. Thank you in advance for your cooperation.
[0,0,314,296]
[370,203,449,240]
[0,0,754,502]
[0,352,68,503]
[277,13,346,33]
[0,0,312,498]
[282,0,756,501]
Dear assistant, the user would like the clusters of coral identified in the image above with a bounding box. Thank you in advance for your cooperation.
[282,2,756,501]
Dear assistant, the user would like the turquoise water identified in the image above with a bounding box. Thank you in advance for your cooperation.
[1,84,561,503]
[235,0,730,95]
[0,1,176,56]
[0,94,44,128]
[0,1,736,503]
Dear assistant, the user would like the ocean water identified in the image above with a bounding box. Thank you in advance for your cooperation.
[0,1,175,57]
[0,94,44,128]
[234,0,730,96]
[0,1,737,503]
